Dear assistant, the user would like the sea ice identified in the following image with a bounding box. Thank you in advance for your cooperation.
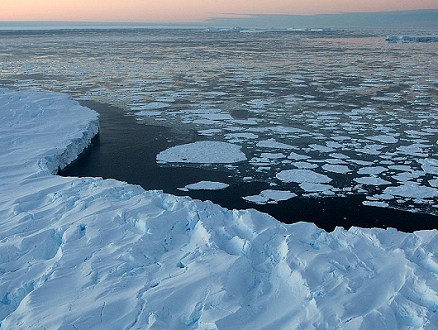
[243,189,296,204]
[362,200,390,208]
[299,182,333,192]
[181,181,230,191]
[357,166,388,175]
[256,138,294,149]
[134,102,170,110]
[322,164,351,174]
[156,141,247,164]
[288,151,311,160]
[276,169,332,184]
[2,89,438,329]
[384,182,438,199]
[354,176,391,186]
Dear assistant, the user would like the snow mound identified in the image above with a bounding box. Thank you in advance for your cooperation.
[157,141,247,164]
[2,89,438,329]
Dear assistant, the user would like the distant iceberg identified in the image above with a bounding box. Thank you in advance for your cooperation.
[2,88,438,329]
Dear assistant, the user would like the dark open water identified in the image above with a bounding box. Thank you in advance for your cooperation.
[61,100,438,232]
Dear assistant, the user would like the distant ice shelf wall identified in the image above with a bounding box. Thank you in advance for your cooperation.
[2,88,438,329]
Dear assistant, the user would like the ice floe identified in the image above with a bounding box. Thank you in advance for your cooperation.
[384,182,438,199]
[180,181,230,191]
[242,189,296,204]
[276,169,332,184]
[156,141,247,164]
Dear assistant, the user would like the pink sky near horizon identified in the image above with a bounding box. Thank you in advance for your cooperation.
[1,0,437,22]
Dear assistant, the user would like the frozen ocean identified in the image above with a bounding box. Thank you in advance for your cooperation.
[1,26,438,329]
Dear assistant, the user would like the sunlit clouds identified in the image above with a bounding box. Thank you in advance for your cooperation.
[1,0,437,22]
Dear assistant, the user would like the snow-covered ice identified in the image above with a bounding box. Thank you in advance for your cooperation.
[243,189,296,204]
[156,141,247,164]
[2,50,438,329]
[180,181,230,191]
[276,169,333,184]
[354,176,392,186]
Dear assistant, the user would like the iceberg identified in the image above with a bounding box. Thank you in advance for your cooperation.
[2,88,438,329]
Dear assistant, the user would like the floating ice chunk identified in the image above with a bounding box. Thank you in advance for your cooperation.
[384,182,438,199]
[288,151,310,160]
[292,162,319,169]
[230,119,259,126]
[182,181,229,191]
[276,169,332,184]
[257,138,294,150]
[358,166,388,175]
[348,159,375,166]
[354,177,391,185]
[198,128,222,136]
[157,141,247,164]
[429,178,438,188]
[389,165,414,172]
[363,200,390,208]
[310,144,335,153]
[357,144,385,155]
[398,144,427,156]
[247,98,273,108]
[155,96,175,102]
[367,135,398,144]
[225,132,258,140]
[134,102,170,110]
[418,158,438,175]
[329,153,350,159]
[243,189,296,204]
[260,152,285,159]
[392,171,423,182]
[201,113,234,121]
[322,164,351,174]
[299,182,333,192]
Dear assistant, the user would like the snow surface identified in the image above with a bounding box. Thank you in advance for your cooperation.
[242,189,297,205]
[180,181,230,191]
[157,141,246,164]
[2,88,438,329]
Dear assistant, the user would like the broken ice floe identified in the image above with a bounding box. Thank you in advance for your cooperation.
[243,189,297,204]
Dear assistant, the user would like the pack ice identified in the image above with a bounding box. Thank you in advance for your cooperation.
[1,88,438,329]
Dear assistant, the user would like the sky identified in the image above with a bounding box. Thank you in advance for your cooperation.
[1,0,437,23]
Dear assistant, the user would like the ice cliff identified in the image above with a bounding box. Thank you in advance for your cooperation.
[1,88,438,329]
